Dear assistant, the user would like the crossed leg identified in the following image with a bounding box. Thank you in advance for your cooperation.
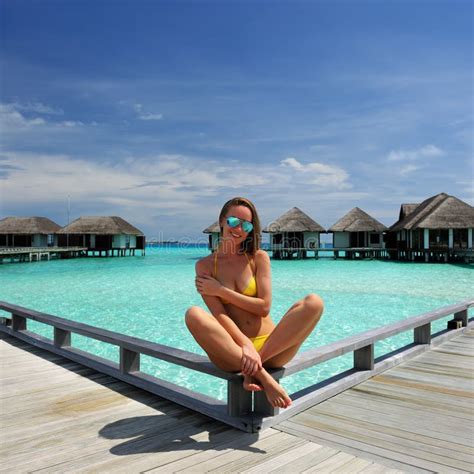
[260,293,324,367]
[243,293,324,392]
[185,306,292,407]
[185,293,324,408]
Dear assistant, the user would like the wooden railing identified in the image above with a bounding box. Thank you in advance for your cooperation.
[0,299,472,432]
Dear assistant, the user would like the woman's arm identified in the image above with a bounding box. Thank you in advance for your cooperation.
[195,258,263,375]
[196,250,272,318]
[195,260,253,347]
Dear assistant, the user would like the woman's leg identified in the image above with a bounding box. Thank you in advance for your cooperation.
[185,306,291,407]
[259,293,324,368]
[185,306,242,371]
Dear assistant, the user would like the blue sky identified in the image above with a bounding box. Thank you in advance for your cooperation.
[1,0,472,241]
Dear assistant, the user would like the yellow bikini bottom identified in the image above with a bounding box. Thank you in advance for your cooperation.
[249,334,269,352]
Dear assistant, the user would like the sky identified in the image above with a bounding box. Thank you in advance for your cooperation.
[1,0,473,242]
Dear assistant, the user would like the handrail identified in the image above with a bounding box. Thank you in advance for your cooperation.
[0,298,472,432]
[279,298,474,378]
[0,301,239,382]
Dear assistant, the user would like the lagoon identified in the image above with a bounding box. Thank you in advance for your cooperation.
[0,245,472,400]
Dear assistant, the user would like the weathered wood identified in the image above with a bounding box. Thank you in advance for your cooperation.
[354,343,374,370]
[12,314,26,331]
[414,323,431,344]
[1,299,473,433]
[454,309,468,327]
[54,327,71,347]
[2,331,472,472]
[120,347,140,373]
[0,301,239,381]
[254,389,280,418]
[275,298,474,378]
[227,380,252,417]
[0,325,253,432]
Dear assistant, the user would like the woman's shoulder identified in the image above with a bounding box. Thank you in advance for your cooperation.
[195,253,213,275]
[254,249,270,264]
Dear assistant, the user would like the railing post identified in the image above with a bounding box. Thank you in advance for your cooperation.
[414,323,431,344]
[12,314,26,331]
[227,380,252,417]
[454,309,468,327]
[54,327,71,348]
[254,387,280,417]
[120,347,140,373]
[354,344,374,370]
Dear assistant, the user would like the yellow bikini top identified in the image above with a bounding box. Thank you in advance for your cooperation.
[213,252,257,304]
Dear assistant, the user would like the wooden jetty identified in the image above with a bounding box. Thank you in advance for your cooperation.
[1,323,472,471]
[0,299,472,433]
[268,247,391,260]
[267,246,474,262]
[0,246,87,263]
[0,245,146,263]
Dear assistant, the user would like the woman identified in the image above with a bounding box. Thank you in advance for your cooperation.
[185,197,324,408]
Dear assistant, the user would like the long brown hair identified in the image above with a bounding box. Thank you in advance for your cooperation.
[218,197,261,255]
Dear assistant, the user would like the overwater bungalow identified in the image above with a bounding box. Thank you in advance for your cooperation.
[387,192,474,262]
[57,216,146,256]
[328,207,387,249]
[0,217,61,247]
[203,221,220,251]
[263,207,325,259]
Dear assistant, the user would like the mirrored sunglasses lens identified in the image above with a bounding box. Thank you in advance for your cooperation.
[242,221,253,233]
[227,217,240,228]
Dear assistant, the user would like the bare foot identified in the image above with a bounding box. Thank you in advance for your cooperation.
[259,373,292,408]
[243,374,263,391]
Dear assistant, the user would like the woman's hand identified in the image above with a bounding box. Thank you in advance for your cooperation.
[195,275,223,297]
[241,341,262,376]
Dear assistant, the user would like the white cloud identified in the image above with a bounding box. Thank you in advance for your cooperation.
[138,113,163,121]
[11,101,63,115]
[387,144,444,162]
[0,103,84,131]
[0,103,46,128]
[399,164,421,175]
[280,157,351,189]
[133,103,163,121]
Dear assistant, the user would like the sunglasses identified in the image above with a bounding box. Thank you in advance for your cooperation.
[226,216,254,233]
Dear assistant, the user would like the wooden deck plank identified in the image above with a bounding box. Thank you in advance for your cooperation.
[278,329,474,473]
[205,432,306,473]
[358,378,474,409]
[279,419,464,473]
[289,409,473,464]
[1,328,473,473]
[143,428,280,473]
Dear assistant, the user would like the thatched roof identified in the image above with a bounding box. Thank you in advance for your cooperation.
[328,207,387,232]
[399,204,419,221]
[390,193,474,231]
[263,207,325,233]
[57,217,144,235]
[0,217,61,234]
[203,221,220,234]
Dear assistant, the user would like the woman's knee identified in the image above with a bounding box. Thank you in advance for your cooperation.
[185,306,206,330]
[302,293,324,318]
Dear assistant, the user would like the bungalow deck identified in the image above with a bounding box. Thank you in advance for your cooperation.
[0,246,87,263]
[0,246,144,263]
[268,247,474,262]
[1,328,472,472]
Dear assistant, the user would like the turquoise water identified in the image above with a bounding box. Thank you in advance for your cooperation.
[1,246,473,400]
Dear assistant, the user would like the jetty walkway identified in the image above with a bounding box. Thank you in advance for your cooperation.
[1,328,472,473]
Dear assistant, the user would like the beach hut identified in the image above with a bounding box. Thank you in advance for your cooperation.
[328,207,387,249]
[0,217,61,247]
[388,192,474,261]
[263,207,325,259]
[57,216,146,256]
[203,221,220,251]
